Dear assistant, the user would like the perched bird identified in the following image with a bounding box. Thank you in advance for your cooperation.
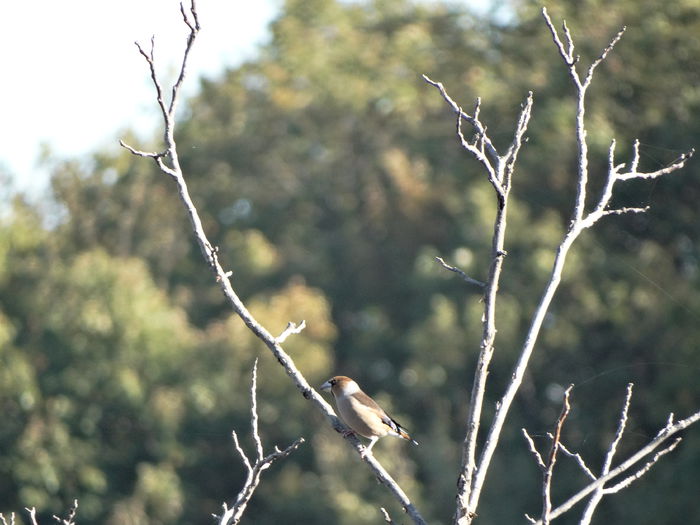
[321,375,418,456]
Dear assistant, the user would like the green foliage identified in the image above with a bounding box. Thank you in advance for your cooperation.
[2,0,699,523]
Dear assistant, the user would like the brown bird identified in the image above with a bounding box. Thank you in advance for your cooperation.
[321,375,418,456]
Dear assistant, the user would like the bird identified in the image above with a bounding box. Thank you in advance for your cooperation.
[320,375,418,457]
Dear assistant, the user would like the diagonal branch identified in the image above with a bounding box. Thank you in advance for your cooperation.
[52,499,79,525]
[121,3,426,524]
[423,74,499,161]
[435,256,485,288]
[532,406,700,524]
[556,441,596,481]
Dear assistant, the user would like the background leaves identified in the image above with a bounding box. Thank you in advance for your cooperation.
[1,0,698,523]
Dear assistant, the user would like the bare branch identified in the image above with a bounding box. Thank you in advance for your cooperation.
[532,408,700,524]
[454,12,689,520]
[24,508,38,525]
[539,386,573,525]
[600,206,650,217]
[219,362,305,525]
[422,75,498,160]
[135,37,169,122]
[123,5,426,524]
[616,149,694,181]
[455,106,502,194]
[603,438,681,493]
[219,437,305,525]
[584,26,626,85]
[425,78,533,525]
[380,507,395,523]
[542,8,575,66]
[231,430,253,475]
[52,500,78,525]
[275,320,307,344]
[435,257,485,288]
[554,440,596,481]
[630,139,641,173]
[117,140,165,160]
[250,359,264,461]
[521,429,546,470]
[0,512,15,525]
[580,384,633,524]
[503,92,534,188]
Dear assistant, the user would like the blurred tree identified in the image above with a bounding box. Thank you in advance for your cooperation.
[1,0,699,523]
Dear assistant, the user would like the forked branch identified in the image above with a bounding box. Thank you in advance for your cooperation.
[121,3,426,524]
[525,385,700,524]
[427,9,693,525]
[424,74,533,525]
[216,360,304,525]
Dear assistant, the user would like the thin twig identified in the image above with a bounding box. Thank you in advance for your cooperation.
[422,74,499,160]
[603,438,680,493]
[541,385,573,524]
[52,500,79,525]
[275,320,307,343]
[435,257,485,288]
[521,429,546,469]
[552,439,596,481]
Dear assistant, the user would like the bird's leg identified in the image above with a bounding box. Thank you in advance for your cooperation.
[361,436,379,458]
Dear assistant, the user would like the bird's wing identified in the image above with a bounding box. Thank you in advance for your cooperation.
[352,391,413,439]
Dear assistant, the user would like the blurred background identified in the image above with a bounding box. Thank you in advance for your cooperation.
[1,0,699,523]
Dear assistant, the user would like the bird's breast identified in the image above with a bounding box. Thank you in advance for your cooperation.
[336,395,390,439]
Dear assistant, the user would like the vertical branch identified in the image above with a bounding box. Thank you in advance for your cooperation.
[541,386,572,525]
[428,10,691,525]
[250,359,264,462]
[424,75,533,525]
[218,363,304,525]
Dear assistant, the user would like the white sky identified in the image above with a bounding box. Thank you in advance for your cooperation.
[1,1,279,195]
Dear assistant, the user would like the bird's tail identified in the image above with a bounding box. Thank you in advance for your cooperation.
[396,424,419,446]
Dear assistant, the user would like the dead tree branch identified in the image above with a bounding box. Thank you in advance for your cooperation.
[527,386,700,524]
[435,256,485,288]
[427,8,692,525]
[424,74,533,525]
[216,360,304,525]
[522,386,573,525]
[121,3,426,524]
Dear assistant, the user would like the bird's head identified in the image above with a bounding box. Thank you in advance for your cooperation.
[320,375,360,397]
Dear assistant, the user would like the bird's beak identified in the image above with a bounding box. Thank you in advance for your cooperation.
[320,380,332,391]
